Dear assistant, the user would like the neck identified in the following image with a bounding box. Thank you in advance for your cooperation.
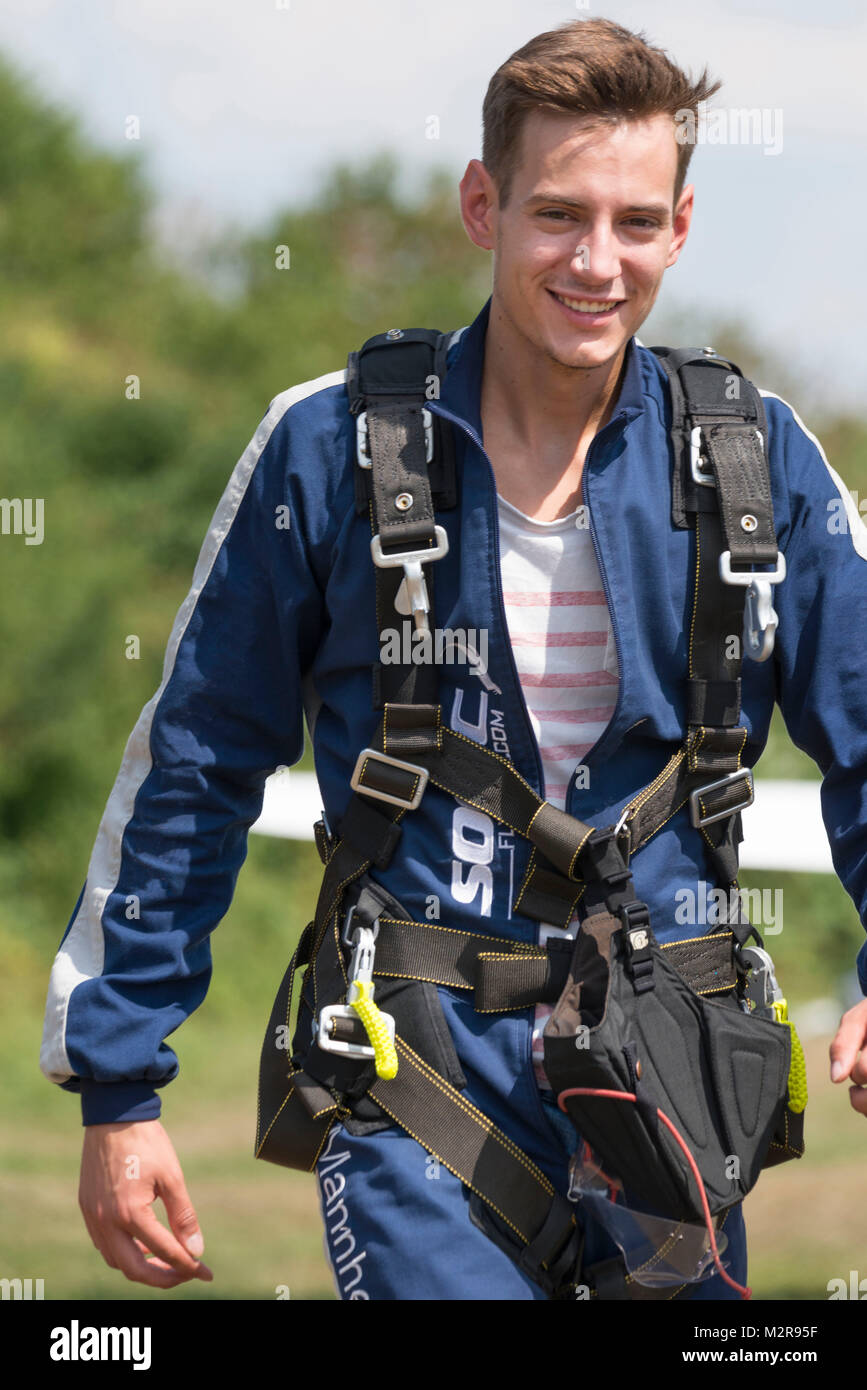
[479,296,628,519]
[481,296,627,449]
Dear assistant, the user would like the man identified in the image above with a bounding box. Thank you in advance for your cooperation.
[42,18,867,1301]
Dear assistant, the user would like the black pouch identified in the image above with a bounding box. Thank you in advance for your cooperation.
[542,910,794,1223]
[254,871,466,1168]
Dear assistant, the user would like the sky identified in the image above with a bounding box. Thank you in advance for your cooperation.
[1,0,865,413]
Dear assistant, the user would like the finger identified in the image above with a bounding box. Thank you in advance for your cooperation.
[132,1237,186,1277]
[851,1050,867,1087]
[105,1229,187,1290]
[829,1004,867,1080]
[155,1172,206,1260]
[128,1208,213,1281]
[130,1235,194,1279]
[849,1085,867,1117]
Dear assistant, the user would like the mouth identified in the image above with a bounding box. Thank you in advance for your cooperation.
[547,288,624,322]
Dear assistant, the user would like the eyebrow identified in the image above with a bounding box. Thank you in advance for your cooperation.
[523,192,671,217]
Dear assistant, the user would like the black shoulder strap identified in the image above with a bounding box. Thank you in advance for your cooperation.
[346,326,461,713]
[650,345,783,888]
[650,345,769,544]
[347,327,457,516]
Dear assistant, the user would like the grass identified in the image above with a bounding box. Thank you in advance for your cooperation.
[3,1031,864,1302]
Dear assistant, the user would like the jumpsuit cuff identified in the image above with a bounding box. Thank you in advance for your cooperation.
[79,1079,162,1126]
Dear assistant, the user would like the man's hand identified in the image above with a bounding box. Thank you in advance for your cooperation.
[829,997,867,1117]
[79,1119,214,1288]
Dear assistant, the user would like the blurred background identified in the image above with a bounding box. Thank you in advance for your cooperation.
[1,0,866,1301]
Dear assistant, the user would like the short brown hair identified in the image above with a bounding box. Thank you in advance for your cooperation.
[482,18,721,209]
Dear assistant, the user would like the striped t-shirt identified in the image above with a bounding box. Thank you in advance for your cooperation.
[496,492,620,1087]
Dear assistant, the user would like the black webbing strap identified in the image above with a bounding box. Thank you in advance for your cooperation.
[651,346,767,528]
[373,718,597,876]
[256,923,348,1170]
[337,702,751,931]
[308,704,445,954]
[367,1034,583,1294]
[366,403,436,550]
[347,327,456,710]
[347,327,456,510]
[650,346,780,889]
[371,553,440,709]
[367,915,737,1006]
[701,423,777,566]
[513,854,585,927]
[689,511,744,725]
[683,507,751,885]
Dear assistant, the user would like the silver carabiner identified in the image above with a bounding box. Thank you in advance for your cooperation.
[743,578,779,662]
[739,945,782,1018]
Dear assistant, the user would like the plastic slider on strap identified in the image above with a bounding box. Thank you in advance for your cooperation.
[350,747,429,810]
[688,767,754,829]
[620,902,654,995]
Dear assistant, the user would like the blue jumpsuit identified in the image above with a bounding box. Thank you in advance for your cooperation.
[41,295,867,1298]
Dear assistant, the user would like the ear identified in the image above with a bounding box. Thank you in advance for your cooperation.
[459,159,498,252]
[665,183,694,269]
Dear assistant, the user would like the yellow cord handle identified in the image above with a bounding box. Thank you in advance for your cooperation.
[773,998,807,1114]
[350,980,398,1080]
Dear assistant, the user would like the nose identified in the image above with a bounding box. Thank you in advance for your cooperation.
[570,220,621,283]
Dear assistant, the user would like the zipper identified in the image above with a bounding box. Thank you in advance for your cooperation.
[427,401,547,799]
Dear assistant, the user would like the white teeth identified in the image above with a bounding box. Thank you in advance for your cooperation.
[553,292,619,312]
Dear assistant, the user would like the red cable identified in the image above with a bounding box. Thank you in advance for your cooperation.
[558,1086,752,1299]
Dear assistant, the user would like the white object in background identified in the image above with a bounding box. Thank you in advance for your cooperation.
[252,770,835,875]
[252,769,321,840]
[739,778,833,874]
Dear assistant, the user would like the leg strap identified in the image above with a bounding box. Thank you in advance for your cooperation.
[367,1035,584,1297]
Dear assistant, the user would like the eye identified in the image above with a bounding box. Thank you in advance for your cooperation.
[539,209,576,221]
[624,216,660,229]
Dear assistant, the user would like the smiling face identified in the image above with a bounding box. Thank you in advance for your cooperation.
[461,108,693,374]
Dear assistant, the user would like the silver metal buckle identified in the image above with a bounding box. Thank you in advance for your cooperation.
[689,768,754,829]
[370,525,449,634]
[370,526,449,570]
[690,426,764,490]
[350,747,429,810]
[356,407,434,470]
[718,550,786,587]
[689,426,715,488]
